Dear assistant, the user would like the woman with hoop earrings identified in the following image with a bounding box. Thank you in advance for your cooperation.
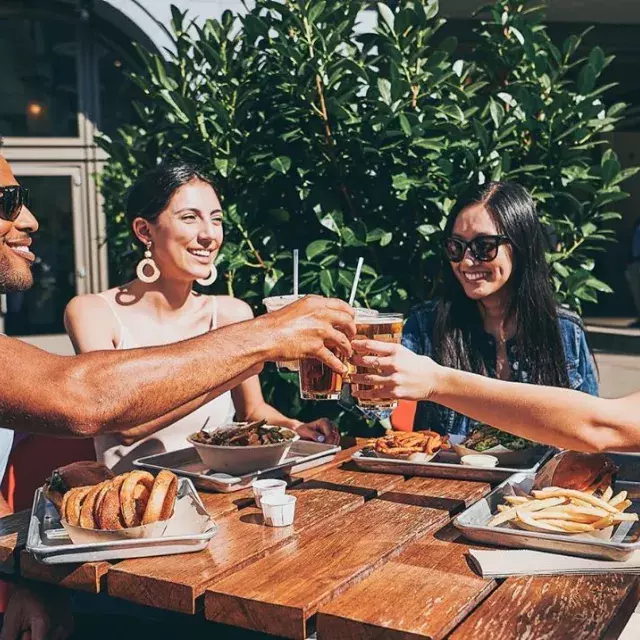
[64,163,339,474]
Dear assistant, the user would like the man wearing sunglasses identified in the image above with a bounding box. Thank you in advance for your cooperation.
[0,154,356,639]
[0,158,355,437]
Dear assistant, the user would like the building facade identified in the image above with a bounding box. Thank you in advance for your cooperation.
[1,0,639,353]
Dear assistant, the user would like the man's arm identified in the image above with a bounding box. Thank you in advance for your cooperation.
[351,340,640,453]
[0,296,354,438]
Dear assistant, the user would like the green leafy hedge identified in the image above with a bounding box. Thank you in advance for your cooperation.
[98,0,637,430]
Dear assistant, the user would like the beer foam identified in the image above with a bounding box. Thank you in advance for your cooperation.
[356,314,403,324]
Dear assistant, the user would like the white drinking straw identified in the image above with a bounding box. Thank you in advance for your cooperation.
[348,257,364,307]
[293,249,299,296]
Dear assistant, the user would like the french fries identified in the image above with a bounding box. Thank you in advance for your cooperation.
[366,430,451,458]
[488,486,638,535]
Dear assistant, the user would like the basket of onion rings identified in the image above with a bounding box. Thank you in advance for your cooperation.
[54,467,180,543]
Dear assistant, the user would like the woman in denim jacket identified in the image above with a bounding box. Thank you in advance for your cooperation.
[401,181,598,436]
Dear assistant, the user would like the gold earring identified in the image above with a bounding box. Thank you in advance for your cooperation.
[136,242,160,283]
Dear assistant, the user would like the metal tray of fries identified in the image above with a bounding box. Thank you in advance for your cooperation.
[133,441,340,493]
[454,458,640,561]
[26,478,217,565]
[351,434,555,483]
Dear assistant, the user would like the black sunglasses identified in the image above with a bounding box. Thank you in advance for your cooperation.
[444,235,509,263]
[0,186,30,222]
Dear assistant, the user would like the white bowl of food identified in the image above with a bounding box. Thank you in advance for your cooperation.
[187,421,299,475]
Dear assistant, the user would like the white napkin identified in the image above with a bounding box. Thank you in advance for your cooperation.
[468,548,640,578]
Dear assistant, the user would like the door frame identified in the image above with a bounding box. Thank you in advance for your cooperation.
[0,163,88,350]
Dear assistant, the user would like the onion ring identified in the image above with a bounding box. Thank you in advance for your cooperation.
[120,471,155,528]
[63,486,92,527]
[134,484,151,522]
[142,470,178,525]
[79,481,110,529]
[97,474,128,530]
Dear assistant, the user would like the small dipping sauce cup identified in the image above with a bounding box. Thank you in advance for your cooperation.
[261,494,297,527]
[252,478,287,509]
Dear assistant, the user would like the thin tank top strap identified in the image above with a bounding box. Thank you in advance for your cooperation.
[210,295,218,331]
[97,293,126,349]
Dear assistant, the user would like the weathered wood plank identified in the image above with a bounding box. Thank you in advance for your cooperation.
[107,482,365,614]
[20,551,110,593]
[198,488,255,519]
[303,461,406,499]
[449,573,639,640]
[316,526,496,640]
[0,510,30,571]
[205,499,451,639]
[380,476,491,513]
[290,440,366,481]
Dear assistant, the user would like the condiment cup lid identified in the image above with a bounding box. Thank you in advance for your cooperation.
[252,479,287,490]
[460,454,499,468]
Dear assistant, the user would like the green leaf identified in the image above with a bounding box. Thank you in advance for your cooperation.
[308,1,326,23]
[399,114,412,136]
[378,3,395,33]
[378,78,392,105]
[589,47,606,74]
[214,157,233,177]
[319,212,341,234]
[306,240,334,260]
[552,262,570,278]
[342,226,367,247]
[270,156,292,174]
[417,224,438,238]
[578,65,596,94]
[587,277,613,293]
[489,99,505,128]
[425,0,439,20]
[509,27,525,46]
[320,269,334,296]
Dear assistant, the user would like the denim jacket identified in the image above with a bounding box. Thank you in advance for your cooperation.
[402,301,599,436]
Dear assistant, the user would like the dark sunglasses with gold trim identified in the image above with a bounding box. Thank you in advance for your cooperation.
[444,234,510,263]
[0,186,30,222]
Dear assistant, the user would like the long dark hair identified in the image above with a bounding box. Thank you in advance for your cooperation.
[434,181,570,387]
[126,162,215,235]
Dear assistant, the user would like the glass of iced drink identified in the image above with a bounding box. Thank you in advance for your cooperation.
[351,313,404,412]
[262,294,305,371]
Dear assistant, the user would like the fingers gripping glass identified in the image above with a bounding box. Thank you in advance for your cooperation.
[0,186,30,221]
[444,235,509,263]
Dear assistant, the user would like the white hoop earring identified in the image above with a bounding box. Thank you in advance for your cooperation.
[136,243,160,283]
[197,263,218,287]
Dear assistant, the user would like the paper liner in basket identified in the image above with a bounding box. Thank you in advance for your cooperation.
[453,443,546,466]
[60,490,211,545]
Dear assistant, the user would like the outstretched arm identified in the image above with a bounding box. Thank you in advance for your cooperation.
[350,340,640,453]
[0,296,354,438]
[65,295,255,445]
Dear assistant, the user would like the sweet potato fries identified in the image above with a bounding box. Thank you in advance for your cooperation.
[363,430,451,459]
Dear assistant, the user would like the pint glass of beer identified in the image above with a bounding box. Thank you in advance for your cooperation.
[298,355,344,401]
[263,294,304,371]
[352,313,403,411]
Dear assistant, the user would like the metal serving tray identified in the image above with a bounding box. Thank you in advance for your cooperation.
[351,435,554,483]
[454,454,640,561]
[133,441,340,493]
[26,478,217,565]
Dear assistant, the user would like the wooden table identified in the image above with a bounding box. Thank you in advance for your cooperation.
[6,442,639,639]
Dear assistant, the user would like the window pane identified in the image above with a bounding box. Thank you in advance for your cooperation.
[4,176,77,336]
[0,18,79,137]
[97,40,140,138]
